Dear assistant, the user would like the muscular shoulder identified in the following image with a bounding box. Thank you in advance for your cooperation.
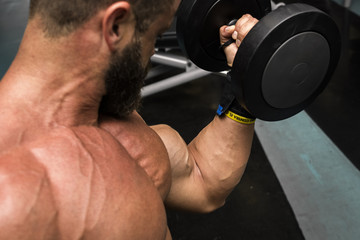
[0,126,168,239]
[99,112,166,154]
[0,146,57,239]
[0,127,124,239]
[100,113,172,199]
[24,126,132,170]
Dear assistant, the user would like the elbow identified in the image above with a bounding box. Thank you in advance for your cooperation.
[197,198,226,214]
[164,191,227,213]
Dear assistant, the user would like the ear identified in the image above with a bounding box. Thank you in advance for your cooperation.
[103,1,134,52]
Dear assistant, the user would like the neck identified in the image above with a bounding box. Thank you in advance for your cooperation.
[0,17,108,128]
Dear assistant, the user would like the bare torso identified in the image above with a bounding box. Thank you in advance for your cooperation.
[0,125,168,240]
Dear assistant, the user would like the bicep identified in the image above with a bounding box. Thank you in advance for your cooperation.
[151,125,214,212]
[151,124,191,177]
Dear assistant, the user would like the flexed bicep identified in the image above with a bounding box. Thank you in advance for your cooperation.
[151,124,225,213]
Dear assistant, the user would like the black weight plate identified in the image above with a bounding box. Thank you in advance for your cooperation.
[262,32,330,109]
[231,3,341,121]
[176,0,271,72]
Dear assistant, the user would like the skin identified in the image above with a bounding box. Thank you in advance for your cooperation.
[0,0,258,238]
[219,14,259,67]
[0,127,167,240]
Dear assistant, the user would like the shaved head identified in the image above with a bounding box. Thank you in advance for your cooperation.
[29,0,175,37]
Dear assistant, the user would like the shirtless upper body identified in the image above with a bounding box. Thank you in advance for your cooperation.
[0,126,167,240]
[0,0,257,239]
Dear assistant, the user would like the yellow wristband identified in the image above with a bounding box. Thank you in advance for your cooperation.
[225,110,256,125]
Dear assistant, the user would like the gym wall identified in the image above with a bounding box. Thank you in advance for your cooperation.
[0,0,29,79]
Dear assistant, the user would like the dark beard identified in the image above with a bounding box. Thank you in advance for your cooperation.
[99,40,149,118]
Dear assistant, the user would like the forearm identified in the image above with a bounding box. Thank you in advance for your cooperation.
[158,114,254,212]
[188,115,254,206]
[162,15,259,212]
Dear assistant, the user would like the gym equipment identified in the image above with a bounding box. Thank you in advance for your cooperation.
[176,0,341,121]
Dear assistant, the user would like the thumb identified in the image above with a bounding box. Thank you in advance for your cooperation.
[219,25,235,45]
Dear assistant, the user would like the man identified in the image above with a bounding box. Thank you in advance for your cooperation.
[0,0,258,239]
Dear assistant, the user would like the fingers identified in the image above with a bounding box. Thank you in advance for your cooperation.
[234,14,259,47]
[219,25,235,45]
[219,14,258,67]
[219,25,237,67]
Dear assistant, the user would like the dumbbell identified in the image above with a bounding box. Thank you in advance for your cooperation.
[176,0,341,121]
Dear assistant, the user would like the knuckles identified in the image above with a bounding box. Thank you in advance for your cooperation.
[219,13,258,66]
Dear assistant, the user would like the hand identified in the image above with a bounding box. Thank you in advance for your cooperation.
[219,14,259,67]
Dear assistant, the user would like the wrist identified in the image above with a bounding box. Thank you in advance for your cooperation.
[216,71,256,124]
[224,110,255,125]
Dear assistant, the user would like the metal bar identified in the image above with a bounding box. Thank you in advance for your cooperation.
[344,0,351,8]
[151,52,189,69]
[155,32,179,49]
[141,68,211,97]
[145,65,173,81]
[213,71,228,78]
[271,0,285,10]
